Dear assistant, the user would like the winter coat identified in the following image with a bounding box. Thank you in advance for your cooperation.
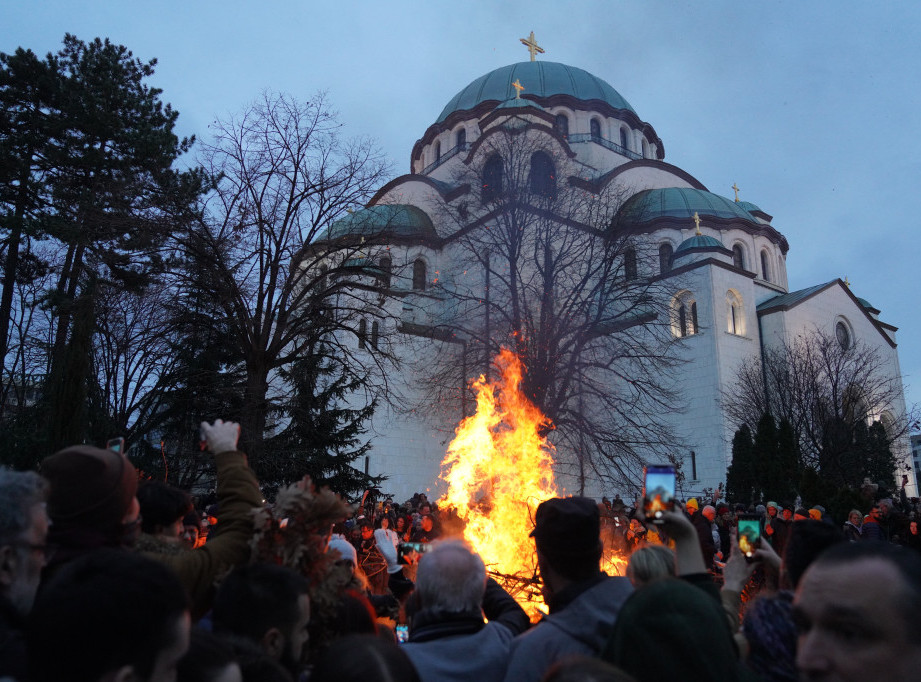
[502,575,634,682]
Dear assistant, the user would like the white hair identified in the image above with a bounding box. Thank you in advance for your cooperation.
[416,539,486,614]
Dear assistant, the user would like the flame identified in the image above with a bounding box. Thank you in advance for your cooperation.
[439,349,630,619]
[439,349,558,619]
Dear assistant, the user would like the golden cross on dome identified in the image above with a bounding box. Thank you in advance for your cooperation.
[732,183,741,202]
[693,211,701,235]
[512,79,525,99]
[520,31,544,62]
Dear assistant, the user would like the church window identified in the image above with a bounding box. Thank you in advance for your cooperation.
[624,248,638,280]
[590,118,602,140]
[554,114,569,139]
[371,321,380,350]
[482,154,503,202]
[434,140,441,161]
[760,250,771,282]
[357,319,367,348]
[456,128,466,149]
[671,291,699,338]
[412,259,427,291]
[659,243,673,274]
[379,256,391,289]
[620,127,629,151]
[528,152,556,199]
[836,320,851,350]
[732,244,746,270]
[727,289,744,335]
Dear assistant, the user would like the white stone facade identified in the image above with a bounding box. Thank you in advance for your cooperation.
[329,61,914,502]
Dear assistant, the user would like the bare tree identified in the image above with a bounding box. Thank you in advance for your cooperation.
[413,126,683,491]
[183,91,392,467]
[722,329,915,487]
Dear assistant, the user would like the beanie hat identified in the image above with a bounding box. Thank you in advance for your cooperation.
[42,445,137,531]
[530,497,601,563]
[686,498,699,511]
[327,536,358,566]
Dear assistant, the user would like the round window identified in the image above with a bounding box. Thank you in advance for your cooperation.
[836,321,851,349]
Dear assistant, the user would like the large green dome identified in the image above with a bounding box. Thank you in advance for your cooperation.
[619,188,759,224]
[436,61,636,124]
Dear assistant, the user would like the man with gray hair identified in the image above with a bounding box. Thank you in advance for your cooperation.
[0,469,49,680]
[402,539,529,682]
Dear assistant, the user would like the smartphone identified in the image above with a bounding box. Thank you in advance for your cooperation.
[106,437,125,454]
[397,541,430,565]
[737,513,762,561]
[643,464,676,523]
[395,624,409,643]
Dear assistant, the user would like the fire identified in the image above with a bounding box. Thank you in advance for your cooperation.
[439,349,558,618]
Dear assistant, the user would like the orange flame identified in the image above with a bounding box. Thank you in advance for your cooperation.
[439,349,559,618]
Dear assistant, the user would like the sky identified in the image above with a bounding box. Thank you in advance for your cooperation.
[4,0,921,419]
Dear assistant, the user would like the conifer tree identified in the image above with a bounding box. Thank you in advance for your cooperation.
[726,422,756,505]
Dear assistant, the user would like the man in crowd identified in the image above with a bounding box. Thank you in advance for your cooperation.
[686,498,716,568]
[40,419,263,618]
[503,497,633,682]
[794,540,921,681]
[28,550,190,682]
[701,504,721,563]
[212,562,311,678]
[0,470,49,680]
[403,539,529,681]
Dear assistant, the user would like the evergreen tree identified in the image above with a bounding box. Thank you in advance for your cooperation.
[267,347,380,501]
[726,422,756,505]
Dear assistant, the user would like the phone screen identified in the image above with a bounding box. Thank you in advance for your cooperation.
[737,515,761,558]
[397,542,429,565]
[643,465,676,522]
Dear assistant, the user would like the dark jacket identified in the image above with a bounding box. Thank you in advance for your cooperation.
[0,595,27,681]
[404,578,528,682]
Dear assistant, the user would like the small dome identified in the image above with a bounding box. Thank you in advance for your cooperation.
[675,234,726,255]
[736,200,763,214]
[856,296,878,311]
[619,188,761,225]
[437,61,635,124]
[322,204,436,241]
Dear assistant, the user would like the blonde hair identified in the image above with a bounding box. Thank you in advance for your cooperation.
[626,544,676,587]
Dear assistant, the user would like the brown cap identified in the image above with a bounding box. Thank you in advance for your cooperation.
[42,445,138,530]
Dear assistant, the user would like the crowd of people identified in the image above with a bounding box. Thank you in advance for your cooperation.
[1,419,920,681]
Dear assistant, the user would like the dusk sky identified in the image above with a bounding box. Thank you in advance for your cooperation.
[5,1,920,422]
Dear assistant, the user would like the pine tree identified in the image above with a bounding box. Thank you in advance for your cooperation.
[266,347,380,500]
[726,422,756,504]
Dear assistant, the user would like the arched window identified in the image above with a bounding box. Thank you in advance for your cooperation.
[732,244,746,270]
[482,154,503,202]
[371,321,379,350]
[434,140,441,161]
[620,127,629,150]
[554,114,569,139]
[671,291,699,338]
[726,289,744,335]
[412,259,427,291]
[528,151,556,199]
[590,118,602,140]
[357,319,367,348]
[658,243,673,275]
[624,248,638,280]
[836,320,851,350]
[379,256,391,289]
[456,128,466,149]
[760,250,771,282]
[642,139,650,158]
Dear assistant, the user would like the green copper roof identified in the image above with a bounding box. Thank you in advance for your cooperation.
[857,296,877,311]
[757,282,833,312]
[736,200,763,214]
[437,62,635,124]
[675,234,726,255]
[323,204,436,241]
[619,188,759,224]
[493,97,547,113]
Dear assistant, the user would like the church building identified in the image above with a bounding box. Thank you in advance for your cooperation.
[321,37,912,501]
